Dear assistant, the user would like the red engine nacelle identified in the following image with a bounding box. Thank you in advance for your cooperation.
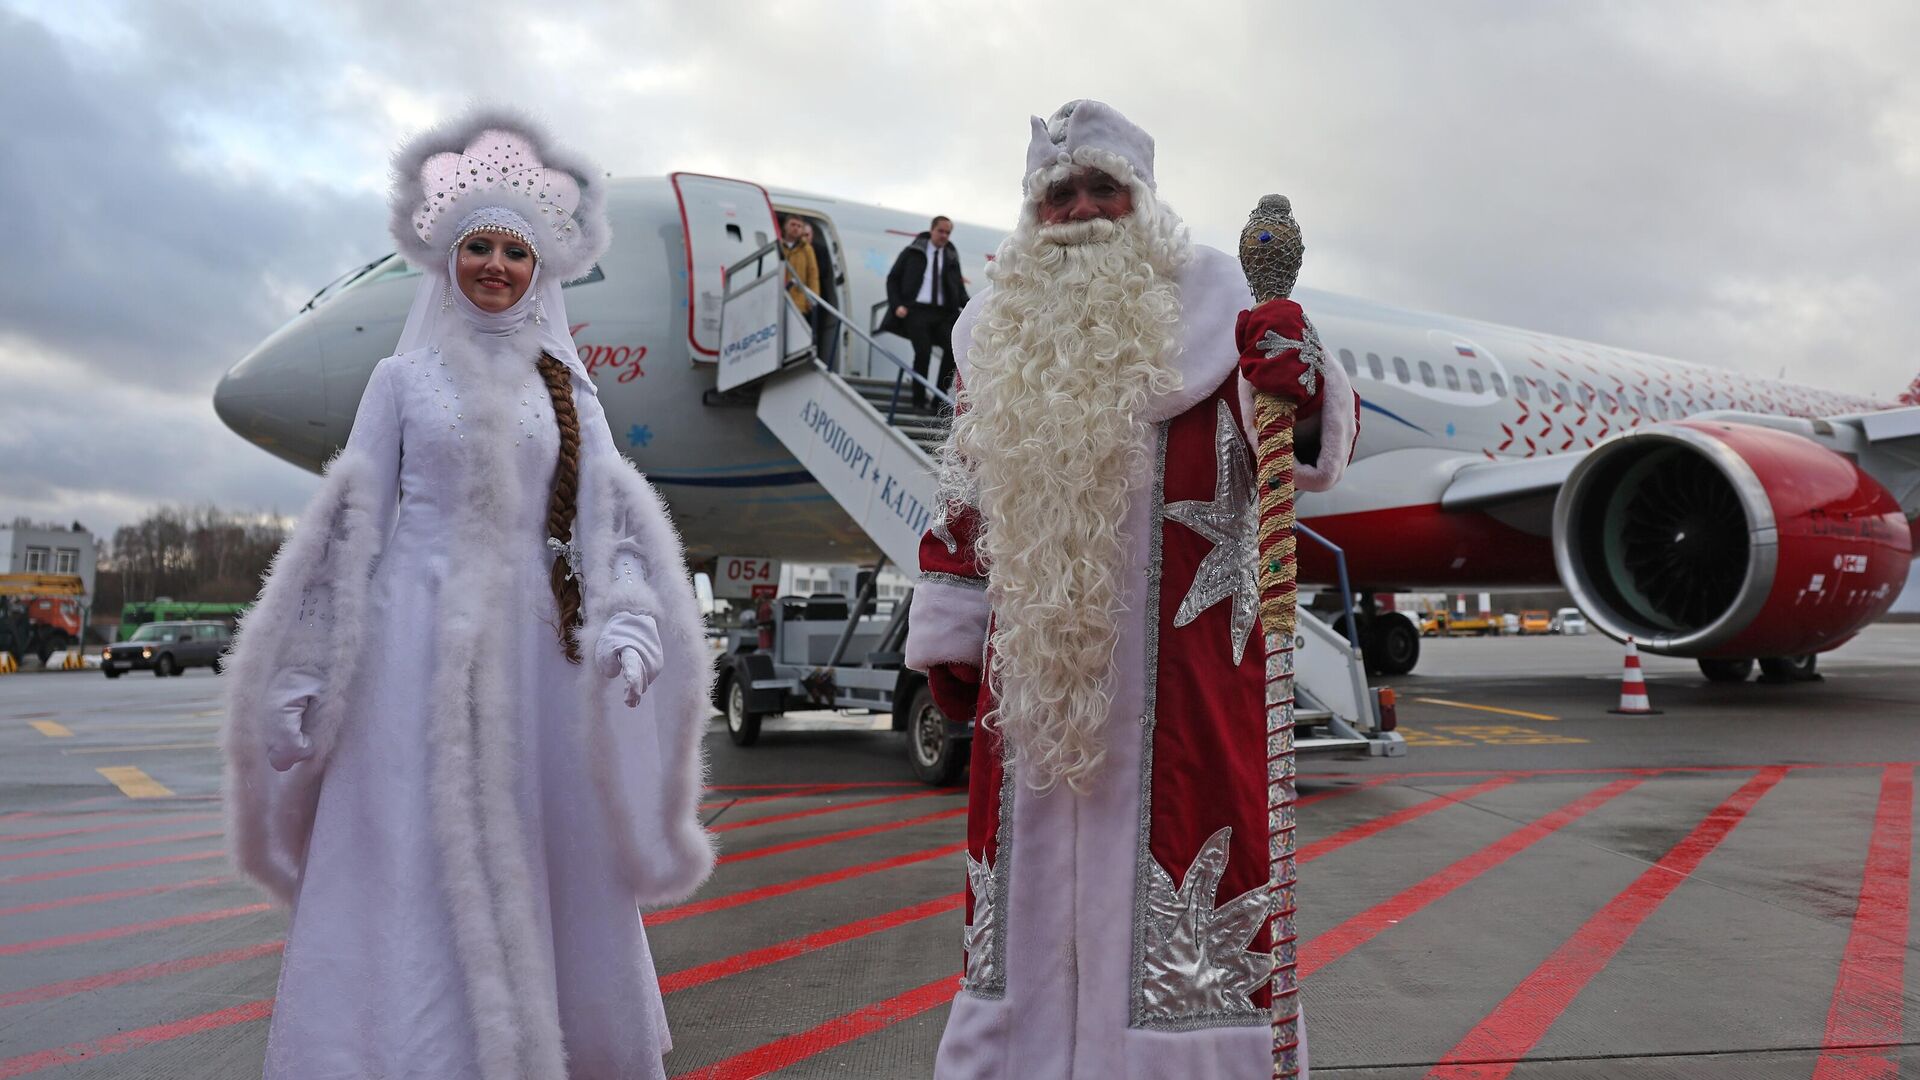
[1553,421,1911,658]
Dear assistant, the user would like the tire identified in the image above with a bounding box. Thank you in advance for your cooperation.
[724,673,762,747]
[104,669,121,679]
[211,657,225,675]
[906,683,966,786]
[1759,654,1819,682]
[1367,613,1421,676]
[1698,657,1754,683]
[154,654,177,678]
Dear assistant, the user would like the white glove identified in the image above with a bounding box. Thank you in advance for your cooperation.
[621,647,658,707]
[265,669,322,771]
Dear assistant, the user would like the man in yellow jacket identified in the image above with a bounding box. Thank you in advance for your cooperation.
[780,215,819,314]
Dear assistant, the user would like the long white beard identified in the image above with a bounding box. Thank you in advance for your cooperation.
[941,207,1190,792]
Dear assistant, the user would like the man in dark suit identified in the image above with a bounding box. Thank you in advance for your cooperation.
[880,216,969,408]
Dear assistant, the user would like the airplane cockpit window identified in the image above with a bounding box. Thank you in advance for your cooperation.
[1443,365,1461,391]
[1366,353,1384,381]
[1392,356,1411,383]
[1468,370,1485,394]
[1418,360,1436,387]
[1339,349,1358,377]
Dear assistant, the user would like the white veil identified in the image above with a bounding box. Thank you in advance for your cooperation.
[394,240,593,388]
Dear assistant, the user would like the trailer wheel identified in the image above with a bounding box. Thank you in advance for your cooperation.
[725,674,762,747]
[906,684,966,786]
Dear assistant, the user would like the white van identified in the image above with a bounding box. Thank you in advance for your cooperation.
[1551,607,1588,635]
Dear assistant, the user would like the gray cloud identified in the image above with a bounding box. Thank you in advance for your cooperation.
[4,0,1917,538]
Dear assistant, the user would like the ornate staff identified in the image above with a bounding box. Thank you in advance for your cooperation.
[1236,194,1325,1080]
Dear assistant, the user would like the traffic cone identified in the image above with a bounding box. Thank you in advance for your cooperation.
[1609,637,1662,715]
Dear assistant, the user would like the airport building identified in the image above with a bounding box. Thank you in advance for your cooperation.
[0,521,97,599]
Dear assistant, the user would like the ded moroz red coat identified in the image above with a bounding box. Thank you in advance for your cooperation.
[906,244,1358,1080]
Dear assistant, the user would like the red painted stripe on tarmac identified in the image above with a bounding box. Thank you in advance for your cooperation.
[1812,763,1914,1080]
[661,893,963,994]
[1426,766,1787,1079]
[0,997,273,1078]
[1303,761,1917,783]
[673,974,961,1080]
[1298,777,1516,864]
[1301,778,1642,979]
[0,875,231,919]
[700,785,840,811]
[0,941,284,1009]
[711,789,960,834]
[0,795,118,827]
[648,841,966,926]
[0,848,224,886]
[0,813,222,845]
[0,903,272,957]
[1296,775,1395,808]
[717,807,966,866]
[0,828,223,863]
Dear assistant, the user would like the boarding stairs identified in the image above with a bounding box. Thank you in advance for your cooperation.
[711,242,1398,755]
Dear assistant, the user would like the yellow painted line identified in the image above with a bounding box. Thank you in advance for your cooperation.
[81,721,221,733]
[63,742,220,755]
[29,720,74,738]
[1414,697,1559,722]
[97,766,175,798]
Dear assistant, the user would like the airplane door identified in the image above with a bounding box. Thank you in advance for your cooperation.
[671,173,780,361]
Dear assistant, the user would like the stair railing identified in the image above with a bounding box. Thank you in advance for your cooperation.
[783,276,953,422]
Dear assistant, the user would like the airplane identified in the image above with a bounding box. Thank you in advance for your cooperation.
[215,173,1920,684]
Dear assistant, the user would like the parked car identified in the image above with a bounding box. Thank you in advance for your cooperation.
[1420,611,1500,637]
[1550,607,1589,635]
[1520,610,1553,635]
[102,620,231,678]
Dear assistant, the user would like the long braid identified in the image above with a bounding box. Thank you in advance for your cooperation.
[537,352,585,663]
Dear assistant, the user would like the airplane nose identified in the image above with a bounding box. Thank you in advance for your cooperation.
[215,313,335,472]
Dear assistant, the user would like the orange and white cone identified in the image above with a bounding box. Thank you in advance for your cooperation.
[1609,637,1662,715]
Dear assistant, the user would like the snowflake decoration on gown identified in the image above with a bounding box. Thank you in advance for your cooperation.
[1138,826,1274,1024]
[1162,400,1261,664]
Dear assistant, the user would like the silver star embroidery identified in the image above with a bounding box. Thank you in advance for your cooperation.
[1162,399,1260,664]
[962,852,1004,992]
[931,514,959,555]
[1138,827,1274,1023]
[1255,316,1329,397]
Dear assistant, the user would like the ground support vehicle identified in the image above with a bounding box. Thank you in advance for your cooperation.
[0,574,85,666]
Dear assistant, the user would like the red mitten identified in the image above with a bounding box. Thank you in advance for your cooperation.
[928,663,982,724]
[1236,298,1325,418]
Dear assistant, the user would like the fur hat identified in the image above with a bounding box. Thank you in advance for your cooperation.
[1024,99,1156,194]
[388,106,610,284]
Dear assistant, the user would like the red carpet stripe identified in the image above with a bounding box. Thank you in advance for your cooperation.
[0,941,284,1009]
[0,813,222,845]
[0,875,231,919]
[0,998,274,1078]
[1303,777,1643,979]
[0,903,272,957]
[0,848,224,886]
[0,828,223,863]
[661,893,963,994]
[648,841,966,926]
[711,789,959,834]
[1426,767,1787,1079]
[1299,777,1516,864]
[673,974,961,1079]
[1812,763,1914,1080]
[717,807,966,866]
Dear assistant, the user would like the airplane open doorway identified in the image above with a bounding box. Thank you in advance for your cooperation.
[774,206,849,374]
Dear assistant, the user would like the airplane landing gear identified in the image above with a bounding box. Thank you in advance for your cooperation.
[1758,654,1821,683]
[1332,594,1420,677]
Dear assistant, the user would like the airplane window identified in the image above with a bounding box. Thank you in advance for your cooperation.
[1600,391,1617,411]
[1443,365,1461,391]
[1489,372,1506,396]
[1556,381,1571,401]
[1392,356,1410,383]
[1367,353,1384,381]
[1339,348,1358,377]
[1468,370,1485,394]
[1514,378,1530,402]
[1578,385,1595,406]
[1653,397,1670,418]
[1418,360,1436,387]
[1635,392,1648,411]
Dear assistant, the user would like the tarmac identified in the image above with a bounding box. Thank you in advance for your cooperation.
[0,625,1915,1077]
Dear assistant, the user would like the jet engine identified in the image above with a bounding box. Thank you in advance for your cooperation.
[1553,421,1911,658]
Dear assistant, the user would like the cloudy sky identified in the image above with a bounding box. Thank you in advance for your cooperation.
[4,0,1918,538]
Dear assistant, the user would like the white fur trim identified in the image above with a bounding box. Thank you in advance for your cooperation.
[1237,344,1357,493]
[905,579,992,672]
